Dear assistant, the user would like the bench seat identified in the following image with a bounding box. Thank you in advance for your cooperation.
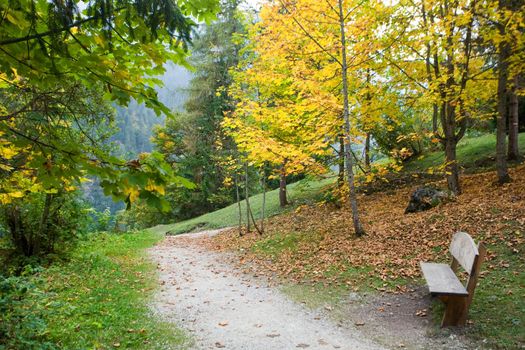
[420,262,468,297]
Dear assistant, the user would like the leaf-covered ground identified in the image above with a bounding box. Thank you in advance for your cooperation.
[206,166,524,284]
[201,166,524,348]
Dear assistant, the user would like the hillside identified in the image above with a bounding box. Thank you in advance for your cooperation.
[157,133,525,234]
[83,65,192,213]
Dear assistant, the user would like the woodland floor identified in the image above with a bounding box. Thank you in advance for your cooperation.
[199,165,524,349]
[206,166,525,285]
[149,165,524,349]
[149,230,473,350]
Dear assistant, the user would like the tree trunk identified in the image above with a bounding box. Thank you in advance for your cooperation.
[35,193,53,255]
[279,161,288,207]
[235,173,243,236]
[244,164,251,232]
[338,135,345,189]
[364,132,371,170]
[6,205,31,256]
[338,0,364,237]
[444,134,460,194]
[279,174,287,207]
[248,203,262,235]
[496,17,511,183]
[508,75,520,160]
[440,10,466,195]
[421,0,440,145]
[260,168,266,235]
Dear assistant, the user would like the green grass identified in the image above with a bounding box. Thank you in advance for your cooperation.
[32,231,189,349]
[280,282,350,310]
[276,230,524,348]
[154,176,335,235]
[273,227,524,349]
[405,132,525,172]
[429,232,524,349]
[251,231,321,259]
[463,229,525,349]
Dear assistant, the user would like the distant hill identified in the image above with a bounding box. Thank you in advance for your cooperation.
[84,64,192,212]
[113,64,192,155]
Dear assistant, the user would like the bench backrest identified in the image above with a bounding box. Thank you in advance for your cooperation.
[449,231,479,275]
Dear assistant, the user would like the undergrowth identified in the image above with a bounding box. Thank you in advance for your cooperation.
[0,231,189,350]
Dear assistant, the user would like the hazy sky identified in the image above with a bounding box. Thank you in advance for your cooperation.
[241,0,263,12]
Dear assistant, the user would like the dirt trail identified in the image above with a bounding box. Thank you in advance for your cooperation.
[149,230,387,350]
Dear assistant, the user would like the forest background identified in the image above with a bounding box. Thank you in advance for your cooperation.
[0,0,524,347]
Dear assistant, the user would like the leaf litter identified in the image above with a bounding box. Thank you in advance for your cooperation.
[202,166,525,290]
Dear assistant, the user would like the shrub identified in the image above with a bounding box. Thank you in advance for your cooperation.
[0,270,56,350]
[0,191,94,257]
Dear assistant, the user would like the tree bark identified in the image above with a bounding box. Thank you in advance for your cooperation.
[279,160,288,207]
[6,205,31,256]
[338,135,345,188]
[440,8,468,195]
[508,75,520,160]
[279,174,288,207]
[338,0,364,237]
[364,132,371,170]
[248,204,263,235]
[244,163,251,232]
[35,193,53,255]
[260,167,266,235]
[496,8,511,183]
[235,173,243,236]
[444,131,460,194]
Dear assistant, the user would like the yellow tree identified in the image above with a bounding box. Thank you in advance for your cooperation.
[384,0,496,194]
[226,0,396,235]
[224,11,339,206]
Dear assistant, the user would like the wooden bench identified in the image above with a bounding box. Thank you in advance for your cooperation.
[420,232,486,327]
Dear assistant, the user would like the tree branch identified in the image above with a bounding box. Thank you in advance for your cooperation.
[277,0,342,66]
[0,17,96,46]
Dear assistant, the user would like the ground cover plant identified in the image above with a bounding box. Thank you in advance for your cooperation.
[0,231,189,350]
[203,165,525,348]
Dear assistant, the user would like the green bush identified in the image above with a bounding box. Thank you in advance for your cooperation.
[0,191,94,257]
[0,270,56,350]
[371,115,428,161]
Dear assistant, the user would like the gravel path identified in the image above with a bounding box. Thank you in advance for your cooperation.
[149,230,387,350]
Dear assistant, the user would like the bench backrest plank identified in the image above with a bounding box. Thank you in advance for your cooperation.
[449,232,479,274]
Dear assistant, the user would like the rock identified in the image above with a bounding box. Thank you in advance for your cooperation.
[405,187,450,213]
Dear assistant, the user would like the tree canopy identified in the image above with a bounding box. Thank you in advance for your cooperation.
[0,0,219,210]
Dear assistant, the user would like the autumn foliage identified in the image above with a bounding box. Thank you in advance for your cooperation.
[204,166,525,287]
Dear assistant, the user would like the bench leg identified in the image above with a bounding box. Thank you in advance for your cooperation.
[440,296,468,327]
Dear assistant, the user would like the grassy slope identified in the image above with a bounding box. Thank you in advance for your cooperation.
[405,132,525,172]
[34,231,189,349]
[154,177,334,235]
[159,132,524,236]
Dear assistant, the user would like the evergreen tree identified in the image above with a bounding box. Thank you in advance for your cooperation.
[152,0,248,218]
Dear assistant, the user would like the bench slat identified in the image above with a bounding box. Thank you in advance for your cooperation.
[450,232,479,274]
[420,262,468,296]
